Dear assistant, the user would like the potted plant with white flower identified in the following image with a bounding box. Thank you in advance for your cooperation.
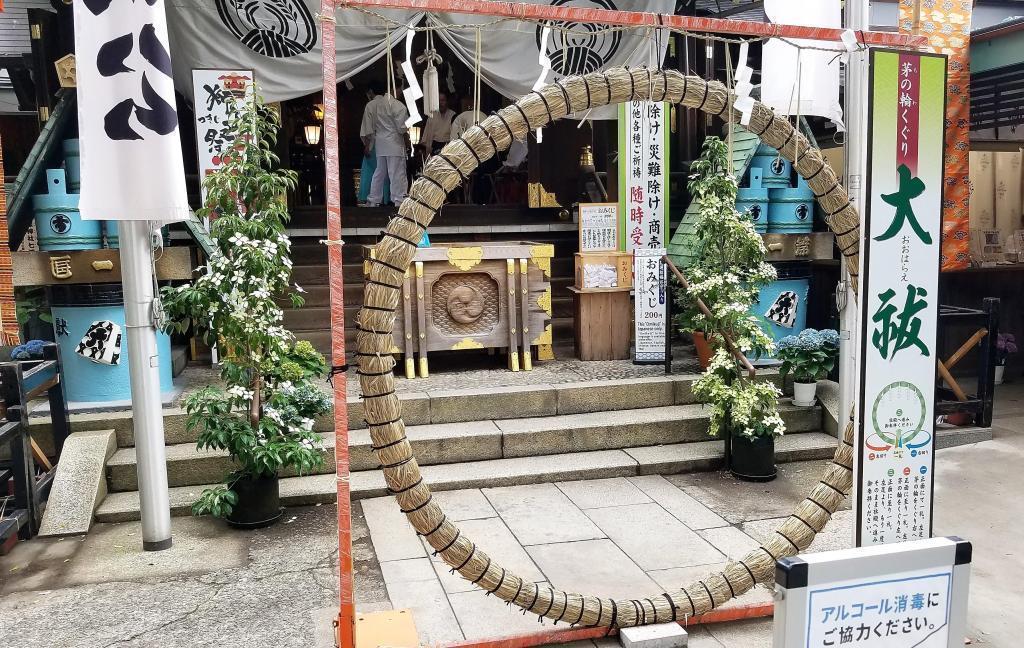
[776,329,840,406]
[163,90,330,528]
[683,137,785,481]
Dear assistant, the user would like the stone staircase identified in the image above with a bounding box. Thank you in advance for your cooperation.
[73,373,838,523]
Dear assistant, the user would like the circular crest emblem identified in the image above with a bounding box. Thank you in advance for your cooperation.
[535,0,622,76]
[215,0,318,58]
[50,213,72,234]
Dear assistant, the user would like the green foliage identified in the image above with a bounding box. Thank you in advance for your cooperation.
[777,329,840,383]
[682,137,784,440]
[693,349,786,440]
[15,288,53,326]
[162,89,331,518]
[676,137,776,358]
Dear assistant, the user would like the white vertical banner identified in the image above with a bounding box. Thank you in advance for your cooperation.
[856,51,947,546]
[618,101,669,252]
[191,69,253,207]
[74,0,189,222]
[633,248,667,364]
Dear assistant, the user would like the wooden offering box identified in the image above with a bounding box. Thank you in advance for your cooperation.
[363,242,554,378]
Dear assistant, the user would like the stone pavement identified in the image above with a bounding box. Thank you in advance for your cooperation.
[361,462,854,645]
[1,382,1021,647]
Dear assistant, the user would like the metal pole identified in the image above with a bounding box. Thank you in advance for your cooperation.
[118,220,172,551]
[842,0,870,547]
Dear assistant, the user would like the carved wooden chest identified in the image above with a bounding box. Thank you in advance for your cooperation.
[363,242,554,378]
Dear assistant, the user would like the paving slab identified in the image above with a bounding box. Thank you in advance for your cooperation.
[448,587,554,639]
[555,377,676,415]
[694,527,761,561]
[379,557,438,585]
[704,618,773,648]
[627,475,728,530]
[428,517,545,594]
[483,483,606,546]
[667,459,851,524]
[556,477,652,509]
[584,504,725,570]
[38,429,116,537]
[741,509,854,555]
[432,488,498,521]
[360,496,427,562]
[386,576,464,644]
[526,539,661,600]
[646,562,773,611]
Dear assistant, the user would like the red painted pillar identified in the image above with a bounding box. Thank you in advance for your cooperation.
[320,3,356,647]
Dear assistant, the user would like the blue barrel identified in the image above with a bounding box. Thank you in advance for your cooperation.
[105,221,119,249]
[737,168,769,233]
[49,283,174,405]
[749,142,792,188]
[751,263,811,360]
[33,169,102,251]
[63,138,81,193]
[767,175,814,234]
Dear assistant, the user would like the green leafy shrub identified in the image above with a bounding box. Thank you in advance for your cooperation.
[162,90,331,518]
[776,329,840,383]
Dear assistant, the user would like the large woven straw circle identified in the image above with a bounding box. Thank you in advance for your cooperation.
[356,66,860,628]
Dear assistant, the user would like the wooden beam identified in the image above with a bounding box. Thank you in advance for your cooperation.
[337,0,928,48]
[12,246,193,287]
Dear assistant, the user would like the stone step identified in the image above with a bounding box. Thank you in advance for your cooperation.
[34,373,786,449]
[94,432,839,522]
[105,402,822,491]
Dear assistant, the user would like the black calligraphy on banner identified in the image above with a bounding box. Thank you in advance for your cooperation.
[90,0,179,140]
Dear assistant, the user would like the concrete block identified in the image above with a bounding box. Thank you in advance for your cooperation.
[361,496,428,562]
[936,426,993,449]
[429,385,556,424]
[816,379,841,437]
[526,539,661,600]
[483,482,606,546]
[627,475,728,530]
[673,375,702,404]
[780,404,823,433]
[555,377,675,415]
[620,623,688,648]
[556,477,652,509]
[38,429,117,536]
[625,440,722,476]
[584,503,725,570]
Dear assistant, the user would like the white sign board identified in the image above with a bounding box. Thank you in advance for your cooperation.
[618,101,669,252]
[857,50,947,546]
[773,537,971,648]
[633,248,667,363]
[191,69,254,206]
[579,203,619,253]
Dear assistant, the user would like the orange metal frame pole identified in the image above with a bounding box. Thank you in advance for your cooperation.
[321,2,356,648]
[337,0,928,49]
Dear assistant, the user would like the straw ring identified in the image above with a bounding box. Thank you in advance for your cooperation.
[358,66,862,627]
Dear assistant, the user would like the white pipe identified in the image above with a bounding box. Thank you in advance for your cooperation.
[842,0,869,547]
[118,220,173,550]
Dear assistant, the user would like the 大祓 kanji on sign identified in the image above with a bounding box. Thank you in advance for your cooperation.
[857,50,947,547]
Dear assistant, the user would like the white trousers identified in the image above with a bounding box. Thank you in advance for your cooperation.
[368,155,408,206]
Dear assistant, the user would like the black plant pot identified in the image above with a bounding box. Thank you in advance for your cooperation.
[729,435,777,482]
[227,474,283,529]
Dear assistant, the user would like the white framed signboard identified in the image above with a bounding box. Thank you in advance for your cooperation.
[773,537,972,648]
[633,247,667,364]
[857,50,947,547]
[191,69,254,206]
[579,202,619,252]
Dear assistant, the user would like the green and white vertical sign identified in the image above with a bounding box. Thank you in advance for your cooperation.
[857,50,947,547]
[618,101,670,252]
